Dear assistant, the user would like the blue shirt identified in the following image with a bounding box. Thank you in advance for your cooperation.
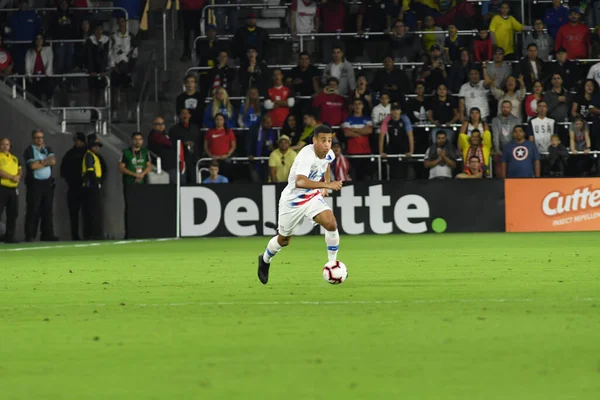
[544,6,569,39]
[203,175,229,184]
[27,146,53,180]
[501,140,540,178]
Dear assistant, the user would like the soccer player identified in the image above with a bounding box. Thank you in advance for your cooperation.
[257,125,343,284]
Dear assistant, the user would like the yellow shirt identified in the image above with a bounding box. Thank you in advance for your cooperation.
[489,15,523,56]
[268,149,297,183]
[0,152,20,188]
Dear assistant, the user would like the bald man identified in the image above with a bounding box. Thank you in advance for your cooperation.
[0,138,22,243]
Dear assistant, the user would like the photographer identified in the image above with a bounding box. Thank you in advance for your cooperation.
[109,17,138,123]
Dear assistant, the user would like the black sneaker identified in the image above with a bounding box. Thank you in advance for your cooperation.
[257,254,270,284]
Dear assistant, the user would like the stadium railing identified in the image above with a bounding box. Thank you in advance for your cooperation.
[163,0,178,71]
[38,106,108,134]
[136,51,159,132]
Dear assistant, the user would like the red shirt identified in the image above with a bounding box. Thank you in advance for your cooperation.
[33,51,45,75]
[205,128,235,156]
[312,92,347,127]
[180,0,205,10]
[267,85,292,128]
[320,0,346,32]
[473,37,492,62]
[555,23,590,59]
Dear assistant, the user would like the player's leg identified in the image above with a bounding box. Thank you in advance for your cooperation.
[313,209,339,266]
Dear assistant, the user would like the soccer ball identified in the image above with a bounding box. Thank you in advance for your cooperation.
[322,261,348,284]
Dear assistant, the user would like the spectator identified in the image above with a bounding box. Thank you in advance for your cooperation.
[389,20,419,63]
[568,116,591,176]
[290,0,319,58]
[489,1,524,60]
[203,87,237,129]
[462,129,488,176]
[490,75,526,120]
[351,75,373,114]
[492,100,521,165]
[25,33,54,106]
[268,135,297,183]
[238,47,269,95]
[424,131,457,179]
[109,17,138,122]
[447,48,474,94]
[24,129,58,242]
[176,74,204,126]
[592,26,600,59]
[482,0,502,22]
[527,100,557,153]
[444,24,465,62]
[427,83,460,143]
[404,81,427,124]
[214,0,239,35]
[458,68,490,121]
[587,61,600,89]
[203,114,237,178]
[6,0,42,74]
[203,160,229,184]
[544,0,569,39]
[546,73,572,124]
[357,0,389,61]
[522,19,554,61]
[372,55,411,104]
[371,92,391,131]
[343,99,373,180]
[246,114,276,173]
[547,133,569,177]
[86,23,110,109]
[484,46,511,88]
[286,51,320,99]
[81,134,103,240]
[459,107,492,167]
[572,79,597,123]
[472,26,493,63]
[318,0,347,61]
[171,108,202,183]
[196,24,225,71]
[292,111,318,151]
[180,0,204,62]
[524,80,544,120]
[206,50,235,96]
[421,15,444,53]
[264,69,294,128]
[388,2,418,32]
[502,125,541,178]
[73,19,90,72]
[281,114,302,144]
[322,46,355,97]
[119,131,152,186]
[545,47,580,91]
[49,0,78,75]
[420,44,448,93]
[555,8,590,60]
[148,116,183,184]
[0,138,21,243]
[232,13,270,63]
[312,77,348,128]
[516,43,546,92]
[59,132,86,241]
[330,138,351,181]
[0,32,14,78]
[456,155,484,179]
[112,0,142,35]
[238,87,262,129]
[379,102,414,179]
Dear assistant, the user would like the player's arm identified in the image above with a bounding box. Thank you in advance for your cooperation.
[296,174,342,191]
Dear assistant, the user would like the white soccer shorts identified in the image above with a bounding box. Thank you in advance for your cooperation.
[277,194,330,237]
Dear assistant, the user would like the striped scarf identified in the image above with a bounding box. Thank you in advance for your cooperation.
[334,153,351,181]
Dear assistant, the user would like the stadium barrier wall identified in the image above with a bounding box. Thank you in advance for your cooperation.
[126,184,177,239]
[178,181,506,237]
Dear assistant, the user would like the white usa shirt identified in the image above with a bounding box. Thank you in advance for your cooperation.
[280,144,335,208]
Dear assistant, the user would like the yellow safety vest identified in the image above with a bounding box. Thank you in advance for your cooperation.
[0,152,20,188]
[81,150,102,183]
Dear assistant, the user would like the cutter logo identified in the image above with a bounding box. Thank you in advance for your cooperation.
[541,187,600,216]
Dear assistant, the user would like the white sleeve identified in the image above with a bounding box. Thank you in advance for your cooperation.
[295,150,313,177]
[287,97,295,107]
[588,66,596,80]
[264,99,274,110]
[458,84,466,98]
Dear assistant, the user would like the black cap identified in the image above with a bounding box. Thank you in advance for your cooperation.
[556,47,567,54]
[391,102,402,111]
[74,132,86,142]
[87,133,103,148]
[313,124,333,136]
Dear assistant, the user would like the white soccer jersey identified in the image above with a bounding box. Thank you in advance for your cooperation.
[459,80,490,119]
[279,144,335,208]
[587,62,600,88]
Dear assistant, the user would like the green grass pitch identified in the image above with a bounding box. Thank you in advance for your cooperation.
[1,233,600,399]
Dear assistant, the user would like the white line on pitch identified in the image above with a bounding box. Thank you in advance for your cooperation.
[0,238,177,252]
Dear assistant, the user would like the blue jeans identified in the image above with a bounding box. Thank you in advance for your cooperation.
[54,43,74,74]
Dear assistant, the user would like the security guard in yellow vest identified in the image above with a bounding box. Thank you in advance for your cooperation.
[0,138,22,243]
[81,134,103,240]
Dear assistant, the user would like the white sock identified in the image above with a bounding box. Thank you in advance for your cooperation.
[263,236,282,263]
[325,229,339,265]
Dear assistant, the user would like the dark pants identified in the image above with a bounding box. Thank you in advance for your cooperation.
[25,179,55,241]
[82,186,103,240]
[67,186,84,240]
[182,10,203,57]
[28,78,54,106]
[0,186,18,241]
[387,159,415,180]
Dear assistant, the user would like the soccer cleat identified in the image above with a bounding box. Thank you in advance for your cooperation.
[257,254,270,284]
